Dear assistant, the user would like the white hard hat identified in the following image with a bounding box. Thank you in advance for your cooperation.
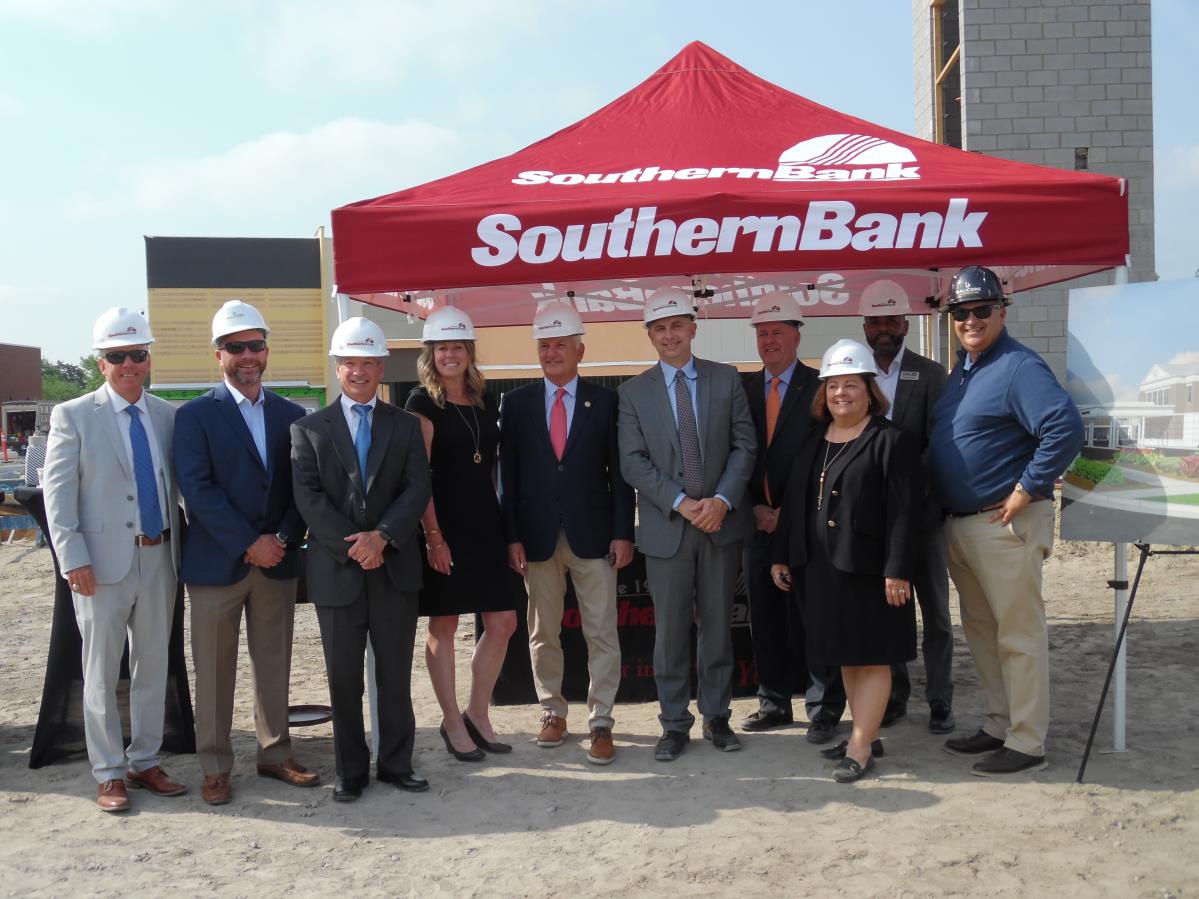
[532,302,585,339]
[422,306,477,342]
[329,316,389,357]
[749,291,805,327]
[93,307,154,350]
[859,279,912,317]
[212,299,270,343]
[819,338,879,379]
[643,287,698,326]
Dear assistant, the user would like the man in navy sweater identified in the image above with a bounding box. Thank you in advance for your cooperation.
[929,266,1083,777]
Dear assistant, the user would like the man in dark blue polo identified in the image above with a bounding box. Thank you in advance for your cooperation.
[929,266,1083,777]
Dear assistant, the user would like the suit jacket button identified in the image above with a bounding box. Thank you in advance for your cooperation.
[831,490,839,497]
[557,464,564,472]
[827,520,836,528]
[127,495,135,501]
[127,521,134,528]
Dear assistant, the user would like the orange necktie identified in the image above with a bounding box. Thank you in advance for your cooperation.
[764,376,781,504]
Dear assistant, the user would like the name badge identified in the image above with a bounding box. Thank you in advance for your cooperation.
[900,371,920,381]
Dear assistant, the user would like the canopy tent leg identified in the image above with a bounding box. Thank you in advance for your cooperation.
[1109,543,1129,753]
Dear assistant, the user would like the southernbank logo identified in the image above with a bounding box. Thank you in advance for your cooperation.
[511,133,921,187]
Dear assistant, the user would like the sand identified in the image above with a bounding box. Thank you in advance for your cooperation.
[0,535,1196,898]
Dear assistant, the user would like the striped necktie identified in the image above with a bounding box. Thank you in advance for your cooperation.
[674,371,703,499]
[126,406,163,539]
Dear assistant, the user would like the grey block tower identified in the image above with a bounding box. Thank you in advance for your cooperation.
[913,0,1154,379]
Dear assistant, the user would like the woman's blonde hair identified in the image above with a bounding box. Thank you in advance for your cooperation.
[417,340,486,408]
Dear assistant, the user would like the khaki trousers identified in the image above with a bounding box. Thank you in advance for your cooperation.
[189,568,297,774]
[945,501,1055,757]
[525,530,620,730]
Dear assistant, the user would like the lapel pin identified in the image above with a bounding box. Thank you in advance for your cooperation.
[584,401,591,408]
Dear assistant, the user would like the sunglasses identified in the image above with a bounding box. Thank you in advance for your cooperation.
[949,303,1004,322]
[220,339,268,355]
[104,349,149,364]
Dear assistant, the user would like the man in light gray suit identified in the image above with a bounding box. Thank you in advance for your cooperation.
[43,307,186,812]
[618,288,757,761]
[860,280,954,734]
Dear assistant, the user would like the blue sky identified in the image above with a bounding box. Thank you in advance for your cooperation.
[1,0,1196,364]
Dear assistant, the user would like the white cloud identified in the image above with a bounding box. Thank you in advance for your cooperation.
[0,0,165,33]
[1167,351,1199,367]
[67,117,463,218]
[255,0,550,86]
[1156,145,1199,190]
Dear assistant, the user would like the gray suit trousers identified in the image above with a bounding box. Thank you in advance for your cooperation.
[645,526,741,732]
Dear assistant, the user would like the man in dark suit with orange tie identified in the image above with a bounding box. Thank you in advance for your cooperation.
[291,317,431,801]
[500,302,635,765]
[737,292,837,738]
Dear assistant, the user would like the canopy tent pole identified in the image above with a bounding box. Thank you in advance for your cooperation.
[1108,264,1129,753]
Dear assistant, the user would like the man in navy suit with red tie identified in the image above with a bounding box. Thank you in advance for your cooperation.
[500,303,635,765]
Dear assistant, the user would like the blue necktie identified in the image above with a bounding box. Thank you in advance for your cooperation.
[353,403,372,480]
[126,406,163,539]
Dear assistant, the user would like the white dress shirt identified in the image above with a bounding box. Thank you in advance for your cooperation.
[875,345,906,422]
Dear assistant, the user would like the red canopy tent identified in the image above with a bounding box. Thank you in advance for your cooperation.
[331,41,1129,324]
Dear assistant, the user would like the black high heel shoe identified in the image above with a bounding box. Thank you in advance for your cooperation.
[439,723,485,762]
[462,712,513,754]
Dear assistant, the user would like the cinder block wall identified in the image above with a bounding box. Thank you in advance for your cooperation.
[914,0,1154,380]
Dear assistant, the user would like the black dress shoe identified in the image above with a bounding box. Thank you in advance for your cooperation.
[462,712,513,754]
[440,724,485,762]
[703,717,743,752]
[880,702,908,728]
[943,729,1005,757]
[928,702,956,734]
[377,770,430,793]
[333,774,369,802]
[805,719,838,744]
[820,739,885,760]
[738,708,793,732]
[654,730,690,761]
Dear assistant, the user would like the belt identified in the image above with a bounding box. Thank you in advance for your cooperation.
[135,528,171,547]
[945,495,1047,518]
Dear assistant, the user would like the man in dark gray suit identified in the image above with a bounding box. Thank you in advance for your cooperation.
[617,288,757,760]
[291,317,432,801]
[860,280,955,734]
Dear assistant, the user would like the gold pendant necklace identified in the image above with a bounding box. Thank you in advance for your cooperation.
[450,400,483,464]
[817,435,857,511]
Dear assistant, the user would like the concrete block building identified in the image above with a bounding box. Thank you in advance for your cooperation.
[913,0,1154,379]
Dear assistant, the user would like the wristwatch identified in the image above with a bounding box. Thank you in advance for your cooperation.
[1013,482,1030,498]
[274,532,289,547]
[377,527,395,546]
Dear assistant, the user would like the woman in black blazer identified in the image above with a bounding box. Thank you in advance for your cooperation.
[771,339,920,783]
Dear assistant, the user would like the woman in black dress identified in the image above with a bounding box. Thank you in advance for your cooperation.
[405,307,523,761]
[771,339,919,783]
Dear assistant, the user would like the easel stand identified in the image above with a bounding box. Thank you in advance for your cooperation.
[1076,543,1199,783]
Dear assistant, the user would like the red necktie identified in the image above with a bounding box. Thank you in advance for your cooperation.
[550,387,567,460]
[764,377,781,505]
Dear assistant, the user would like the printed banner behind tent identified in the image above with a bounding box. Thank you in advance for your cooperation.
[1062,278,1199,545]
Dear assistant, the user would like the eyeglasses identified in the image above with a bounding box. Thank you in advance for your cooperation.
[103,350,149,364]
[949,303,1004,322]
[220,339,268,354]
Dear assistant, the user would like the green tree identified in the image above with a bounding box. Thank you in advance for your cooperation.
[79,354,104,391]
[41,358,83,401]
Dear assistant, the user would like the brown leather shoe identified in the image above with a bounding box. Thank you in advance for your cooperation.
[536,711,568,747]
[257,758,320,787]
[587,727,616,765]
[97,779,130,812]
[201,772,232,806]
[126,766,187,797]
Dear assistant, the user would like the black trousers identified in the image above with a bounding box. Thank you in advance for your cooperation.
[315,572,418,780]
[889,524,954,709]
[743,531,808,716]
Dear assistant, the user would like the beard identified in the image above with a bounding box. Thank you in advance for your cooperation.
[867,333,904,356]
[224,360,264,387]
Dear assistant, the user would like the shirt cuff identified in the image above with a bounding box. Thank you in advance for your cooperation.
[672,492,687,511]
[715,494,732,511]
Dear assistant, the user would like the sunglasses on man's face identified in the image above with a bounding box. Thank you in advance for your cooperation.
[949,303,1004,322]
[221,339,268,355]
[104,350,149,365]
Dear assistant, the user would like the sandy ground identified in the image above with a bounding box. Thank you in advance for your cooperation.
[0,533,1196,898]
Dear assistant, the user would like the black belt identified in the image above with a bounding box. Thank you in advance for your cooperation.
[945,495,1047,518]
[135,528,171,546]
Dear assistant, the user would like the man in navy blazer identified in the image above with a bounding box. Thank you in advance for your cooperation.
[501,303,635,765]
[173,301,317,805]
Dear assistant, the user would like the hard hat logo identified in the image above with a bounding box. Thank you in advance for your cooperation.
[536,320,563,330]
[108,326,137,338]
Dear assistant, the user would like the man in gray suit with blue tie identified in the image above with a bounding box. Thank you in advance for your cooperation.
[617,288,757,760]
[43,307,187,812]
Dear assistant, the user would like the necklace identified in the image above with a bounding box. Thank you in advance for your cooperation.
[450,400,483,464]
[817,434,858,510]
